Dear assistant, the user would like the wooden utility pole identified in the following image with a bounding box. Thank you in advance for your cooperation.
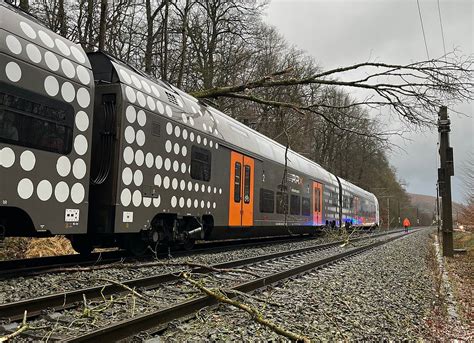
[437,106,454,257]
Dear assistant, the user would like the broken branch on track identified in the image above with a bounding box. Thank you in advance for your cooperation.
[180,272,311,342]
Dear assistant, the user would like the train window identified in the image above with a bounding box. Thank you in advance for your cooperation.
[290,195,301,215]
[314,188,321,212]
[191,146,211,181]
[0,83,74,154]
[302,197,311,216]
[244,165,251,204]
[276,191,288,214]
[234,162,241,203]
[259,188,274,213]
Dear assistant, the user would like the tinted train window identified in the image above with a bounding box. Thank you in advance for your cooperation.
[302,197,311,216]
[290,195,300,215]
[314,188,321,212]
[191,146,211,181]
[0,83,74,154]
[276,191,288,214]
[260,188,274,213]
[234,162,241,202]
[244,165,251,204]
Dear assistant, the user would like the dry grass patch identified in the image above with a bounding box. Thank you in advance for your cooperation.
[0,236,76,260]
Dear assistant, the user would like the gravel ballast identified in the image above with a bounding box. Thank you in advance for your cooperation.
[0,232,378,304]
[156,228,438,341]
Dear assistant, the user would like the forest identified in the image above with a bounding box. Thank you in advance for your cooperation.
[12,0,474,227]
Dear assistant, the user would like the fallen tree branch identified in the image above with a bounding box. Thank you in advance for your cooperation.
[0,311,48,342]
[41,260,260,278]
[180,272,310,342]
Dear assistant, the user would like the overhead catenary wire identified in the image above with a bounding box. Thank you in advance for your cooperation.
[436,0,447,58]
[416,0,430,60]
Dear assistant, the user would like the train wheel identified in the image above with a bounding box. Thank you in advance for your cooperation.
[70,235,93,255]
[182,237,195,251]
[125,235,148,256]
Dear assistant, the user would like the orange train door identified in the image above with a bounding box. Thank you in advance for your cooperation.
[312,182,323,225]
[229,151,254,226]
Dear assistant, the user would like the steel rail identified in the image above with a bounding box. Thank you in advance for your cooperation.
[0,229,403,321]
[66,232,406,342]
[0,234,318,279]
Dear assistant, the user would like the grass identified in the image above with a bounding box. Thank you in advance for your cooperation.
[0,236,76,260]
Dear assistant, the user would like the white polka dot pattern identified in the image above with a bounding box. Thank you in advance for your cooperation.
[74,135,88,155]
[20,22,36,39]
[125,126,135,144]
[38,30,54,48]
[55,181,69,202]
[77,65,91,85]
[133,170,143,186]
[45,51,59,71]
[6,35,22,55]
[6,62,21,82]
[37,180,52,201]
[61,82,75,102]
[121,188,131,206]
[71,46,86,64]
[55,38,70,56]
[17,178,33,199]
[20,150,35,171]
[155,155,163,169]
[136,130,145,146]
[73,159,87,179]
[77,88,90,108]
[163,176,170,189]
[145,153,154,168]
[71,183,85,204]
[56,156,71,177]
[137,91,146,107]
[132,190,142,207]
[137,110,146,126]
[61,59,75,78]
[44,76,59,96]
[75,111,89,131]
[123,147,134,165]
[122,167,133,185]
[135,150,144,166]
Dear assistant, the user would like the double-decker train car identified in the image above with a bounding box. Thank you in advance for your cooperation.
[0,2,379,254]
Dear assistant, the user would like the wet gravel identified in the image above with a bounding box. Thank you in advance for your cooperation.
[0,232,379,304]
[153,228,437,341]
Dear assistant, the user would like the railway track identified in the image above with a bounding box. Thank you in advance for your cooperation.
[0,234,321,279]
[0,229,409,341]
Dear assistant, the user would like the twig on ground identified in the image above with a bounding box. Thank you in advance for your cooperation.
[180,272,310,342]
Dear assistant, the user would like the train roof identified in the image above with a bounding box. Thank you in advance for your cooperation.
[93,53,337,185]
[0,2,91,70]
[339,177,376,200]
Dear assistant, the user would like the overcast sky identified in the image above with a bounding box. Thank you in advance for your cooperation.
[264,0,473,203]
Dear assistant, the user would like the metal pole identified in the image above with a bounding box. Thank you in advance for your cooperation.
[387,197,390,230]
[438,106,454,257]
[436,183,441,233]
[398,199,401,227]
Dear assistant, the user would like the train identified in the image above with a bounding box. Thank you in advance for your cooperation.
[0,2,379,254]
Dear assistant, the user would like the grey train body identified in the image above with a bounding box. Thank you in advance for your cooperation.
[0,3,379,253]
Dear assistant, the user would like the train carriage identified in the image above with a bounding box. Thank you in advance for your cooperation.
[0,3,93,242]
[0,2,379,254]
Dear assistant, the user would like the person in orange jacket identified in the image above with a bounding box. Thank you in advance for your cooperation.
[403,218,411,233]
